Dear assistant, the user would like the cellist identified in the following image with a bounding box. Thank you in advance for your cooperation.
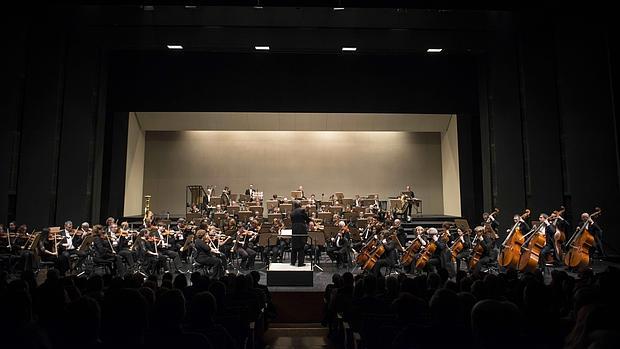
[537,213,556,268]
[470,226,494,273]
[452,228,472,273]
[577,212,605,258]
[371,230,398,276]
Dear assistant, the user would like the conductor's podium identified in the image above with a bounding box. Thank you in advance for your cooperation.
[266,263,313,287]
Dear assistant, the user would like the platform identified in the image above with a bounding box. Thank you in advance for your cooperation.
[267,263,314,287]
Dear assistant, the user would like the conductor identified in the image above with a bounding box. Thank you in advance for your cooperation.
[290,200,310,267]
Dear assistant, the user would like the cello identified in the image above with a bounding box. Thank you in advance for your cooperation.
[497,209,531,269]
[468,227,485,270]
[362,232,391,271]
[449,228,470,263]
[415,229,438,270]
[401,227,426,267]
[517,216,549,273]
[563,208,602,269]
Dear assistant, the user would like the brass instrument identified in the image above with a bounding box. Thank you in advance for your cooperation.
[143,195,152,226]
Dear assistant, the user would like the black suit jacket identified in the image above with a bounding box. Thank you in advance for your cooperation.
[290,208,310,248]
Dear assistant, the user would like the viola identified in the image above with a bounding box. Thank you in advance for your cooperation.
[563,208,602,269]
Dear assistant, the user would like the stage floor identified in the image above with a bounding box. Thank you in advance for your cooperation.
[247,256,620,293]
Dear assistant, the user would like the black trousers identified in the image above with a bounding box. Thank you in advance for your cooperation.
[196,255,223,278]
[117,249,135,267]
[373,258,395,276]
[237,247,256,268]
[291,246,305,266]
[41,253,70,275]
[160,249,182,270]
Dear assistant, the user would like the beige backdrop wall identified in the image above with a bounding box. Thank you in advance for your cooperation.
[142,131,444,215]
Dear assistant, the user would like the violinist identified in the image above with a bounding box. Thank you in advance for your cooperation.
[59,220,87,271]
[327,221,350,268]
[195,229,223,277]
[155,224,186,273]
[235,225,257,270]
[269,218,287,263]
[114,222,136,271]
[578,212,605,258]
[93,225,124,276]
[38,227,70,275]
[537,213,557,268]
[143,229,167,274]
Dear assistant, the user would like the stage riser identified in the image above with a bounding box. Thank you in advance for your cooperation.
[267,270,314,287]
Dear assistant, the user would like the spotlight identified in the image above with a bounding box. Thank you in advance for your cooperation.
[255,46,270,51]
[167,45,184,50]
[342,47,357,52]
[426,48,443,53]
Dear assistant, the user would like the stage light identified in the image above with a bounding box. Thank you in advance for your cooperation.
[255,46,270,51]
[167,45,184,50]
[427,48,443,53]
[184,5,197,9]
[333,7,345,10]
[342,47,357,52]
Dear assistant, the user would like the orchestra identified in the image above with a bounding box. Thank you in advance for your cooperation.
[0,183,609,280]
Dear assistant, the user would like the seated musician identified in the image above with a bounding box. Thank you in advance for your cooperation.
[195,229,224,278]
[390,219,406,247]
[143,229,168,274]
[426,227,451,273]
[327,221,350,268]
[93,225,124,275]
[38,228,70,275]
[354,194,362,208]
[578,212,605,258]
[403,226,427,274]
[113,222,136,272]
[58,220,87,272]
[538,213,556,268]
[353,217,375,252]
[269,218,287,263]
[215,204,224,214]
[235,225,257,270]
[372,230,398,276]
[471,226,494,273]
[511,214,530,232]
[155,224,186,273]
[452,228,472,273]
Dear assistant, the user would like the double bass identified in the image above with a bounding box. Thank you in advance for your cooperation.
[517,216,549,273]
[563,208,602,269]
[497,209,531,269]
[552,206,567,261]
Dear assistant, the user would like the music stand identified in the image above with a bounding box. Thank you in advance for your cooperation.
[356,218,368,228]
[239,194,250,202]
[258,233,275,247]
[238,211,252,222]
[249,206,264,216]
[268,213,283,222]
[280,203,293,215]
[226,205,240,216]
[329,206,343,215]
[209,196,222,206]
[362,199,376,207]
[334,192,344,201]
[309,231,325,271]
[318,211,332,223]
[291,191,302,199]
[342,198,354,207]
[266,200,279,212]
[454,219,471,232]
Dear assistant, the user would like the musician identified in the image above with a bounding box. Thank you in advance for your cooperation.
[104,217,115,233]
[536,213,556,268]
[221,186,231,208]
[354,195,362,208]
[452,228,472,272]
[402,186,415,217]
[290,200,310,267]
[372,231,398,276]
[235,225,257,270]
[245,184,255,198]
[143,229,168,274]
[58,220,87,271]
[113,223,136,271]
[578,212,605,258]
[482,212,500,234]
[194,230,224,278]
[327,221,350,268]
[471,226,494,273]
[298,185,306,200]
[38,228,70,275]
[512,214,531,232]
[93,225,124,276]
[269,218,287,263]
[203,185,214,216]
[391,219,406,247]
[354,217,375,252]
[426,227,451,273]
[155,224,185,273]
[309,193,317,207]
